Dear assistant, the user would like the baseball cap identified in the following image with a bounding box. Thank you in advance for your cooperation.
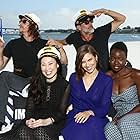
[19,13,40,27]
[73,9,95,26]
[37,45,61,60]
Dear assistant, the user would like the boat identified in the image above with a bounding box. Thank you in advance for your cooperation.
[1,42,140,80]
[0,42,140,139]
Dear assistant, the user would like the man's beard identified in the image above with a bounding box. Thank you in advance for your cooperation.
[83,27,94,34]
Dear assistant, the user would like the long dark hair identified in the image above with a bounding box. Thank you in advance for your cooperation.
[20,21,40,39]
[75,44,101,80]
[28,56,62,104]
[28,22,40,39]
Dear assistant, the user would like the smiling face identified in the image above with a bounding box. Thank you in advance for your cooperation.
[82,53,97,74]
[109,48,127,72]
[41,56,58,81]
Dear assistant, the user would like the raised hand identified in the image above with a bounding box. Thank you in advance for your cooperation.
[89,8,108,17]
[47,39,63,49]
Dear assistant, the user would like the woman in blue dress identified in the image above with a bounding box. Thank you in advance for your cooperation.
[61,44,113,140]
[104,42,140,140]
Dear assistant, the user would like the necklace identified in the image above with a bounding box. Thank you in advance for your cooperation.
[46,85,51,101]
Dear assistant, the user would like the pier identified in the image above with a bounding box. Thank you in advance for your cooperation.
[2,27,48,34]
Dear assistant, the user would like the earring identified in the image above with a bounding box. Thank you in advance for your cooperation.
[125,60,128,66]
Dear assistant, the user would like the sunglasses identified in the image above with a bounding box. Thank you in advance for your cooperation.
[19,19,28,24]
[76,17,93,26]
[82,19,93,25]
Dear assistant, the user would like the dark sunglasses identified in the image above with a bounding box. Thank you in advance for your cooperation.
[19,19,28,24]
[76,16,93,25]
[82,19,93,25]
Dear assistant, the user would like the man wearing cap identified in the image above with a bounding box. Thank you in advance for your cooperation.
[54,8,126,72]
[0,13,68,134]
[49,8,126,120]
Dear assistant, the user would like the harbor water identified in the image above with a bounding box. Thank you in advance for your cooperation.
[1,33,140,80]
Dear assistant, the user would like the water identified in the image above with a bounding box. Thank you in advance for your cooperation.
[109,34,140,42]
[2,33,140,44]
[2,32,140,79]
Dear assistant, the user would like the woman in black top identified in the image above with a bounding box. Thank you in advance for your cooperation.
[17,46,70,140]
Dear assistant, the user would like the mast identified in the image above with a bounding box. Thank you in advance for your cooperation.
[0,17,2,37]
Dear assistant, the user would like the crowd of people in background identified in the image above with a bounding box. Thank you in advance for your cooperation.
[0,7,140,140]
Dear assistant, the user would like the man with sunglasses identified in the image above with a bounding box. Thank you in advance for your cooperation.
[0,13,68,135]
[49,8,126,121]
[54,8,126,73]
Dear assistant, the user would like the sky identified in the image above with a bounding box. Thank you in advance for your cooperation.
[0,0,140,30]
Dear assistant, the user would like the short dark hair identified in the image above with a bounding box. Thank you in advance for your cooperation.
[110,42,128,57]
[75,44,101,80]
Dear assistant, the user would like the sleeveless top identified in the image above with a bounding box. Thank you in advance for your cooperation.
[112,85,139,117]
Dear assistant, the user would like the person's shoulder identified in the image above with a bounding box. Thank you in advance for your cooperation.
[9,37,21,43]
[70,72,76,77]
[38,37,47,41]
[95,22,111,33]
[36,37,47,43]
[58,74,68,82]
[129,68,140,84]
[106,70,113,77]
[69,72,76,80]
[5,37,21,47]
[58,75,69,85]
[131,67,140,78]
[67,31,79,37]
[99,71,112,82]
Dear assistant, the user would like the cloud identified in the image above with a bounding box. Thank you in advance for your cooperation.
[40,8,76,29]
[1,7,140,29]
[123,9,140,27]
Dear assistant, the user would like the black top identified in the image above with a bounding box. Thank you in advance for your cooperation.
[3,36,47,77]
[66,23,112,72]
[26,75,70,123]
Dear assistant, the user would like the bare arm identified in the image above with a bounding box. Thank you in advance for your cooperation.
[90,8,126,32]
[47,39,68,64]
[0,37,9,70]
[57,39,67,45]
[48,38,68,45]
[128,69,140,113]
[57,46,68,65]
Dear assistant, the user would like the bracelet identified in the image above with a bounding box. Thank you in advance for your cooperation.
[88,110,95,116]
[50,117,54,124]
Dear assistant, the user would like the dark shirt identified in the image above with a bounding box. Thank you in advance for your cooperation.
[26,75,69,123]
[66,23,112,72]
[3,36,47,77]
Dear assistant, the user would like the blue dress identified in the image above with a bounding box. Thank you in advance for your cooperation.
[61,71,112,140]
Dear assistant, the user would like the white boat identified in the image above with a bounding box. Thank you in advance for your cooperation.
[1,41,140,80]
[0,42,140,139]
